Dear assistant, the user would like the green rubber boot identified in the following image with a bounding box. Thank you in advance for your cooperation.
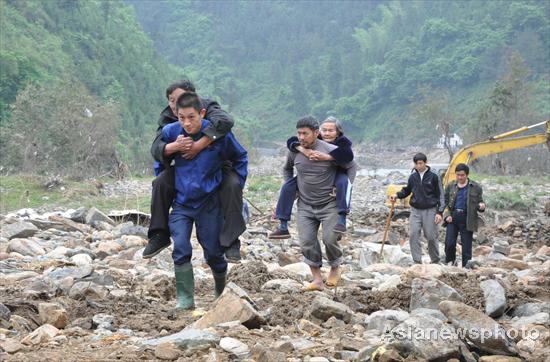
[212,270,227,298]
[174,263,195,310]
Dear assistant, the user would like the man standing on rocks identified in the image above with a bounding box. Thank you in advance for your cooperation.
[161,92,248,310]
[443,163,485,267]
[283,116,357,291]
[143,80,245,262]
[390,153,444,264]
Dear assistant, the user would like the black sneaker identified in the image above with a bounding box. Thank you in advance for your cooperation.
[225,239,241,263]
[142,233,171,259]
[333,223,347,234]
[268,228,291,239]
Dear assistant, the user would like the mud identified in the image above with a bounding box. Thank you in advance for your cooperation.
[227,262,296,293]
[260,292,318,326]
[336,284,412,314]
[438,273,486,310]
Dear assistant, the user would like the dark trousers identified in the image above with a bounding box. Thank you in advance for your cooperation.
[169,195,227,273]
[444,211,473,267]
[275,176,297,221]
[148,163,245,247]
[334,171,352,215]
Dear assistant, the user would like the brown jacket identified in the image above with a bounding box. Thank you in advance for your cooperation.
[443,180,485,232]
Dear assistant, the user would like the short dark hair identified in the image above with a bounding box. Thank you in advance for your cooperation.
[166,79,196,99]
[413,152,427,163]
[455,163,470,175]
[176,92,202,112]
[296,115,319,131]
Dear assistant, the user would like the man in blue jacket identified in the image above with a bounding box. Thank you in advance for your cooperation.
[162,92,248,310]
[144,80,245,263]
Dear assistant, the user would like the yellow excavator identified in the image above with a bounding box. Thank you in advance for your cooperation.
[386,120,550,208]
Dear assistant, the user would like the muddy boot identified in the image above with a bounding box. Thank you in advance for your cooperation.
[174,263,195,310]
[212,270,227,298]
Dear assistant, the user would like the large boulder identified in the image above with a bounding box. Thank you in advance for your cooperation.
[7,238,45,256]
[20,324,59,345]
[404,264,443,279]
[219,337,250,358]
[193,283,265,329]
[388,315,463,360]
[492,240,511,256]
[439,301,517,355]
[68,281,108,300]
[144,328,220,349]
[480,279,507,318]
[511,302,550,318]
[359,248,380,268]
[154,342,181,361]
[374,275,402,292]
[510,312,550,330]
[38,303,68,329]
[85,207,115,226]
[261,279,303,293]
[410,308,447,322]
[1,221,39,239]
[0,338,23,354]
[363,263,405,275]
[47,265,94,280]
[409,278,463,311]
[365,310,409,333]
[280,262,312,279]
[0,302,11,325]
[310,296,353,323]
[120,235,146,249]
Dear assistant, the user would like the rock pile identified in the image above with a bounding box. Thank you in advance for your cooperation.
[1,173,549,361]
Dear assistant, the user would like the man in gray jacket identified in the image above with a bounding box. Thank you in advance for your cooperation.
[283,116,357,291]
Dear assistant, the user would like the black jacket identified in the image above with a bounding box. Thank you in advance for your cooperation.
[286,134,354,165]
[397,167,445,214]
[150,98,234,166]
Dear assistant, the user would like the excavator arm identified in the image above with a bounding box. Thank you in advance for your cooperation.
[443,120,550,185]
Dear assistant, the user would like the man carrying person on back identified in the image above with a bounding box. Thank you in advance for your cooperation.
[143,80,245,262]
[161,92,248,309]
[390,152,444,264]
[284,116,357,291]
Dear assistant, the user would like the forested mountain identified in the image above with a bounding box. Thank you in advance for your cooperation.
[0,0,548,175]
[0,0,179,172]
[128,0,549,143]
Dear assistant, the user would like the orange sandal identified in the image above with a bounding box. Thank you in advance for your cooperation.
[325,268,342,288]
[302,282,324,292]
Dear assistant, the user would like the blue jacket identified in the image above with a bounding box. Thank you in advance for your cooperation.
[162,120,248,208]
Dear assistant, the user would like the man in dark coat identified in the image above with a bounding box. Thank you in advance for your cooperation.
[390,153,444,264]
[143,80,245,262]
[443,163,486,267]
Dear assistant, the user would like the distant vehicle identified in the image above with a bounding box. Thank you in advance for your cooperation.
[386,120,550,211]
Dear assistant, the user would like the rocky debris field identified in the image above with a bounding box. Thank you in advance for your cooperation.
[1,162,549,361]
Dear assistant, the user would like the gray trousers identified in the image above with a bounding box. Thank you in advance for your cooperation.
[409,207,440,263]
[297,199,343,268]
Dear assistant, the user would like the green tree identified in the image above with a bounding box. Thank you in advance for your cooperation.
[474,52,534,139]
[409,85,457,160]
[1,80,120,178]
